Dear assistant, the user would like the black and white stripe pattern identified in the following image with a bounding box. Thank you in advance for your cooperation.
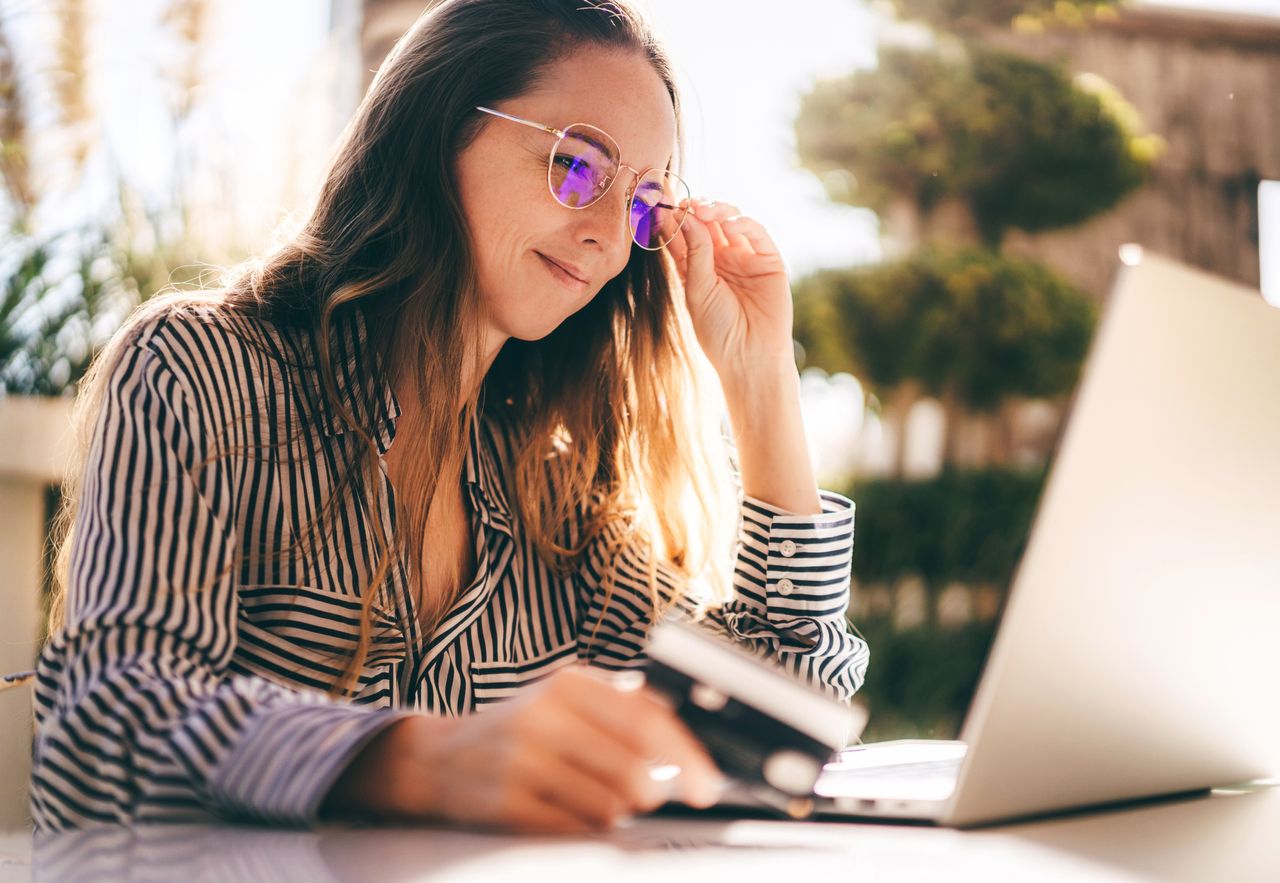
[29,305,869,831]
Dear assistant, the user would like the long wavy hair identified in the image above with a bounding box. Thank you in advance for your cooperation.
[47,0,739,699]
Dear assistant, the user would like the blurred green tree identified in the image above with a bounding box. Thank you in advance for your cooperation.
[888,0,1120,34]
[795,247,1095,466]
[790,0,1163,737]
[796,45,1159,246]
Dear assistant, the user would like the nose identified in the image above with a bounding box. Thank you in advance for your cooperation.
[574,166,642,252]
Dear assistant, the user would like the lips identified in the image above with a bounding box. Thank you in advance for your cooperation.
[536,252,588,285]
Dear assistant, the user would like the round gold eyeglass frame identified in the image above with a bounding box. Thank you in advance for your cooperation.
[475,105,691,251]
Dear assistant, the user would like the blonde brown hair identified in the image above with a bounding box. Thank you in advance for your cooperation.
[48,0,739,699]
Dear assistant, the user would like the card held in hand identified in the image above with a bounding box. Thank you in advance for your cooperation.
[644,618,868,810]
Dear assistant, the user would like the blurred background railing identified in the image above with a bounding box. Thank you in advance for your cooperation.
[1,2,1277,830]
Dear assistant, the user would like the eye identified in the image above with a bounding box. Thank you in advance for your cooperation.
[553,153,589,173]
[632,183,664,209]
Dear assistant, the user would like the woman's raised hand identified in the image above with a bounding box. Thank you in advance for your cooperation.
[320,663,723,833]
[666,198,795,387]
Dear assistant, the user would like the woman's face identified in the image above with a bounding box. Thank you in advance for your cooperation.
[455,46,678,351]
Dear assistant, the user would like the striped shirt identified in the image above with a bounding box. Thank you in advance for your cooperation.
[29,303,869,831]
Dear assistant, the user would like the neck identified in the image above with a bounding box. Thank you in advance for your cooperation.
[390,323,508,423]
[462,325,509,405]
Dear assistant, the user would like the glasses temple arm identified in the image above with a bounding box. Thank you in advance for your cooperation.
[475,106,565,138]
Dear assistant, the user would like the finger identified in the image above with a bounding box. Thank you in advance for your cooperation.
[630,687,724,807]
[496,789,599,835]
[552,667,681,757]
[718,215,781,258]
[665,226,689,281]
[554,674,721,805]
[721,226,752,251]
[678,212,716,304]
[705,218,731,250]
[529,674,662,806]
[693,199,742,221]
[553,702,669,810]
[691,200,732,249]
[522,746,639,830]
[694,201,742,249]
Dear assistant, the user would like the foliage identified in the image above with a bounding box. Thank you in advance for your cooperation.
[888,0,1120,34]
[846,466,1048,738]
[1,0,221,397]
[854,618,997,741]
[0,18,35,217]
[1,198,212,396]
[793,247,1096,412]
[795,45,1159,244]
[845,465,1047,588]
[1,232,114,396]
[801,0,1155,740]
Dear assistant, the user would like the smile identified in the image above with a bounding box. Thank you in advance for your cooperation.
[536,252,589,291]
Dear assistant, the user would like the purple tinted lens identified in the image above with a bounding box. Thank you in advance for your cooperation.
[552,153,597,207]
[549,128,615,208]
[629,174,687,249]
[631,200,661,249]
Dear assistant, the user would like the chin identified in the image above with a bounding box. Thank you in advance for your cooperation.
[501,314,574,343]
[504,296,596,343]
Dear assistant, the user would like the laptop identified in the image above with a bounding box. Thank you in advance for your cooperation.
[716,249,1280,827]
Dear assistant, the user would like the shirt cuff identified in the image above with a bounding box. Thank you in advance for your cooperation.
[203,700,417,826]
[740,489,855,621]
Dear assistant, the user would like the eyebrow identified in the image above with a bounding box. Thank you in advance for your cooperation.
[571,129,673,171]
[565,129,614,157]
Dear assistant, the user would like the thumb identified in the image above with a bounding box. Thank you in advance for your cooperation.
[679,212,716,312]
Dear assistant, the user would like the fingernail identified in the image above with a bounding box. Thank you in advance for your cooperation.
[611,670,646,692]
[704,775,730,805]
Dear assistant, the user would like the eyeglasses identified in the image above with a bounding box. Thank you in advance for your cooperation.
[475,106,692,251]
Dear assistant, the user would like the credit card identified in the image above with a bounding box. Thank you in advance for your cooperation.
[644,619,868,811]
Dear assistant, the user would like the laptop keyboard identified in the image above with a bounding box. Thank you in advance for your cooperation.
[814,745,967,801]
[825,758,963,782]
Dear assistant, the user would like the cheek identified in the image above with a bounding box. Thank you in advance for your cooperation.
[468,186,562,265]
[457,153,531,249]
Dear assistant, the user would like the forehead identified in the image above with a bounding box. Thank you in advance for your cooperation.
[509,46,677,168]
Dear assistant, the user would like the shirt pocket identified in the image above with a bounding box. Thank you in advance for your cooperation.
[469,639,579,710]
[235,584,408,696]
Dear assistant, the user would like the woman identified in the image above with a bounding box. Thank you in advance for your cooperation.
[30,0,869,834]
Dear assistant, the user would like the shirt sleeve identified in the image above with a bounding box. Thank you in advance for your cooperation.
[29,329,414,830]
[572,438,870,704]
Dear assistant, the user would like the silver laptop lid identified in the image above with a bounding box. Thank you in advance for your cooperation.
[944,250,1280,827]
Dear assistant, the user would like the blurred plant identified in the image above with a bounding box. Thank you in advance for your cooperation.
[1,195,211,396]
[842,466,1047,739]
[854,618,997,741]
[0,15,35,222]
[163,0,209,120]
[845,465,1046,588]
[884,0,1121,34]
[52,0,94,180]
[796,44,1161,246]
[795,247,1095,467]
[795,0,1161,740]
[0,0,229,397]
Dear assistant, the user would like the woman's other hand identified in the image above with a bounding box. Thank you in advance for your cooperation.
[320,663,723,833]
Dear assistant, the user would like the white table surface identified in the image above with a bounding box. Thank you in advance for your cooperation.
[2,784,1276,883]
